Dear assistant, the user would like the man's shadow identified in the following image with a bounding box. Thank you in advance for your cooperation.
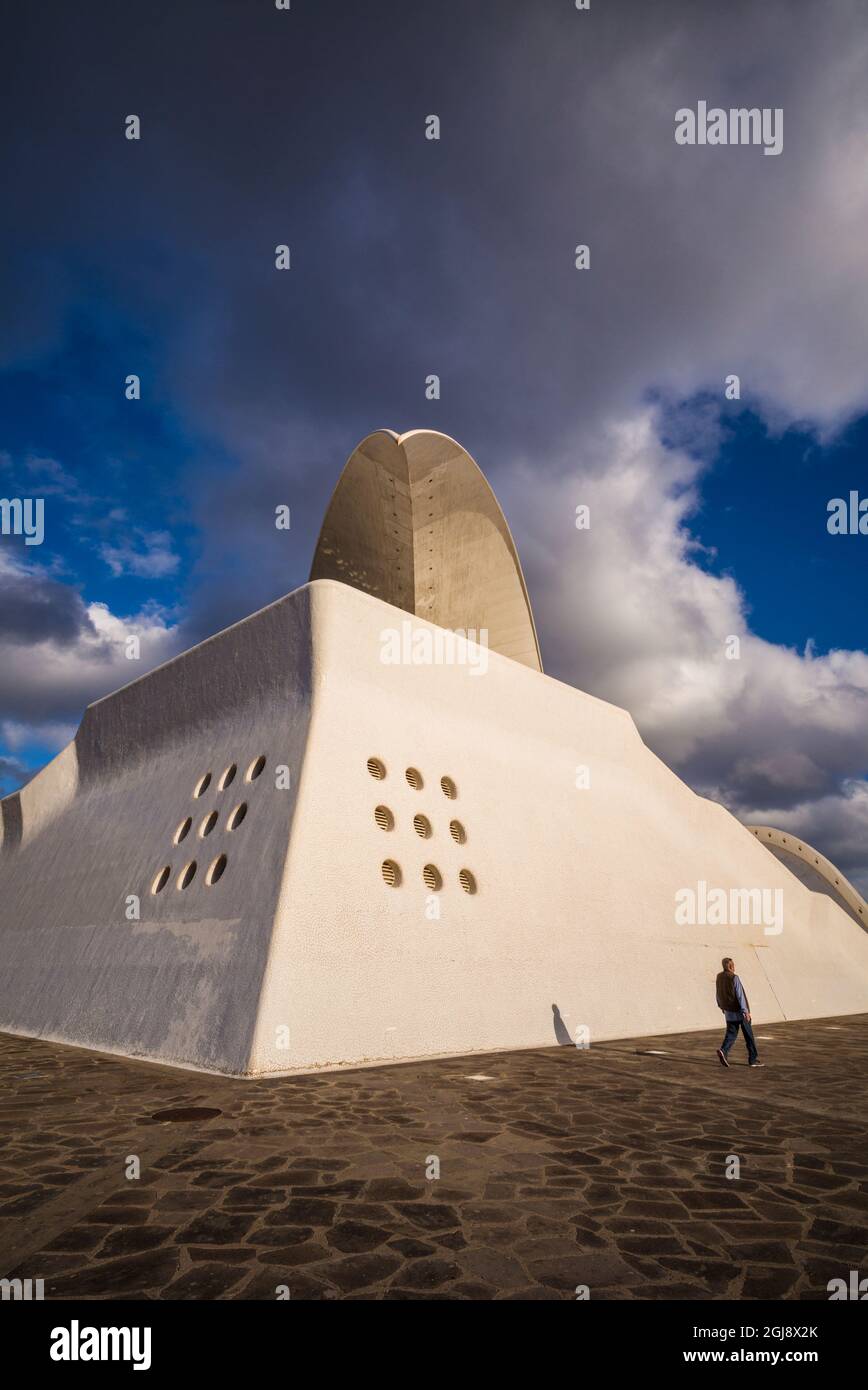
[552,1004,573,1046]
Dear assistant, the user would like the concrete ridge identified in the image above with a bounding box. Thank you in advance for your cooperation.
[746,824,867,929]
[310,427,543,671]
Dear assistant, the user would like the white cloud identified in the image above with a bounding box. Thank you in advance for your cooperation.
[494,0,868,443]
[1,719,75,753]
[100,529,180,579]
[0,551,184,726]
[508,406,868,891]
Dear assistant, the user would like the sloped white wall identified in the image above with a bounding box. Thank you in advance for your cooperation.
[250,580,868,1075]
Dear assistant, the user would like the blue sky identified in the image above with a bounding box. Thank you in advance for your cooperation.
[1,0,866,888]
[676,408,868,657]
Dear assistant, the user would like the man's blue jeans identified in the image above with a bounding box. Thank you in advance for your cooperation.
[721,1014,758,1064]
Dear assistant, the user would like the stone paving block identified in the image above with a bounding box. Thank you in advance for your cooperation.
[0,1019,866,1300]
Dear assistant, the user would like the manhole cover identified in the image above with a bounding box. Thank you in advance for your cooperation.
[149,1106,223,1123]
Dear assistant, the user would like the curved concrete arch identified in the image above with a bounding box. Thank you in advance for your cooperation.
[310,428,543,671]
[746,824,867,929]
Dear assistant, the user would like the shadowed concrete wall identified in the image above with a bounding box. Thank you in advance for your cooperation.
[0,588,313,1075]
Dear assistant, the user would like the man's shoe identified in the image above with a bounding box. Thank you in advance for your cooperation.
[717,1048,729,1068]
[749,1061,764,1067]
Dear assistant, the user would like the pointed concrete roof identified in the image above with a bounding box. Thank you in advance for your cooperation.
[310,429,542,671]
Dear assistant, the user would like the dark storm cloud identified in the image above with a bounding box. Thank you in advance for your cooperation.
[1,0,867,880]
[4,0,856,644]
[0,554,92,646]
[4,0,866,446]
[4,0,864,495]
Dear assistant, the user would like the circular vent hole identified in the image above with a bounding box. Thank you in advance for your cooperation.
[199,810,218,838]
[422,864,443,891]
[174,817,192,845]
[246,755,266,782]
[459,868,477,895]
[194,773,211,798]
[206,853,227,886]
[440,776,457,799]
[219,763,237,790]
[413,813,432,839]
[406,767,423,790]
[227,802,247,831]
[177,861,197,890]
[367,757,386,780]
[449,819,466,844]
[374,805,394,831]
[151,865,171,895]
[381,859,402,887]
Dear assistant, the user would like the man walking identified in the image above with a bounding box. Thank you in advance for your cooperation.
[716,957,764,1067]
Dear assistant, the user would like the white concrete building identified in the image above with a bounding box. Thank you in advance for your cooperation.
[1,430,866,1076]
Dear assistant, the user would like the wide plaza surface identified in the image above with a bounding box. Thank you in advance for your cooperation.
[1,1017,866,1300]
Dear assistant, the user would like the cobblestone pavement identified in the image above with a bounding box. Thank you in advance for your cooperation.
[1,1016,866,1300]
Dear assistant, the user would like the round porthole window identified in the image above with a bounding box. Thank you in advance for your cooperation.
[440,776,457,799]
[381,859,401,887]
[174,817,192,845]
[459,868,477,895]
[449,819,466,844]
[206,854,227,886]
[367,757,386,780]
[375,805,395,831]
[406,767,423,790]
[152,865,171,895]
[413,813,432,839]
[422,864,443,891]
